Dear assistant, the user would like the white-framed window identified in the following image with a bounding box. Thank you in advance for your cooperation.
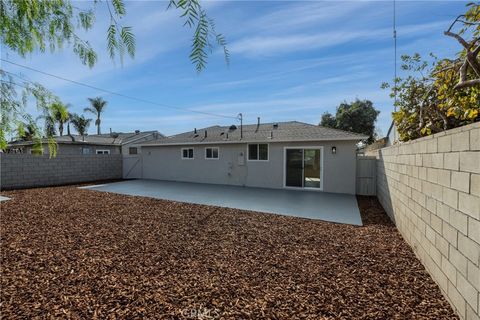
[96,149,110,155]
[82,147,91,155]
[181,148,194,159]
[248,143,268,161]
[205,147,219,159]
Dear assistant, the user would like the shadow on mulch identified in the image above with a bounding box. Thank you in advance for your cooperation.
[356,196,393,227]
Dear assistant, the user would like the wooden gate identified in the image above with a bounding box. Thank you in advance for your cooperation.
[356,156,376,196]
[123,155,142,179]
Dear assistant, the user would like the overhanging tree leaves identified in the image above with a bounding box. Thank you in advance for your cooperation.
[1,0,229,152]
[169,0,229,72]
[382,3,479,142]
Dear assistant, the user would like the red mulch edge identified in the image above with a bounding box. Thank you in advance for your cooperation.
[0,187,458,319]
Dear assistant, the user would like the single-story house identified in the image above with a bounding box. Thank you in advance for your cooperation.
[7,130,163,155]
[139,121,367,194]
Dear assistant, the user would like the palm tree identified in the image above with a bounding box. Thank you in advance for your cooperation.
[37,102,68,137]
[37,113,56,137]
[84,97,107,135]
[70,114,92,136]
[66,112,73,136]
[16,122,38,141]
[51,102,69,136]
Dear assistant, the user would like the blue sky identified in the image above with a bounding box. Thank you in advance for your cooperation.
[1,0,468,136]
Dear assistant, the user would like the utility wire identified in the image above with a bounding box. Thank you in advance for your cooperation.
[392,0,398,142]
[1,58,239,120]
[393,0,397,112]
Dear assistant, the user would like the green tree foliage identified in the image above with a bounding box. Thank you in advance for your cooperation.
[70,114,92,136]
[0,70,58,153]
[84,97,107,135]
[52,103,70,136]
[319,112,336,128]
[169,1,230,72]
[16,122,38,141]
[383,3,479,142]
[319,99,380,144]
[1,0,228,152]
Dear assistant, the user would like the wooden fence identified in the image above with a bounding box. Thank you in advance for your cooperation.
[356,156,376,196]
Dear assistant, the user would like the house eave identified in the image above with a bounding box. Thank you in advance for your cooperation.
[140,136,368,147]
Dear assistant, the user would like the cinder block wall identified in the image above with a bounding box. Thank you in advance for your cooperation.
[0,154,122,190]
[375,122,479,320]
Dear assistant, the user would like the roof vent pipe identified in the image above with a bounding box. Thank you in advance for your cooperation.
[270,131,273,139]
[256,117,260,132]
[194,128,197,134]
[204,130,207,138]
[110,128,112,134]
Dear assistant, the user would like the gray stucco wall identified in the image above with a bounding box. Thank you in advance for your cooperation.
[142,140,357,194]
[0,154,122,190]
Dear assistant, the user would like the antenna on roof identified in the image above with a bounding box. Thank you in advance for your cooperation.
[393,0,398,142]
[238,113,243,139]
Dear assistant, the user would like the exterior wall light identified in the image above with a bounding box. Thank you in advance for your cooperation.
[332,146,337,154]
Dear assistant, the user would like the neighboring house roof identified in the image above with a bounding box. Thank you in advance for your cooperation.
[8,131,163,147]
[141,121,368,146]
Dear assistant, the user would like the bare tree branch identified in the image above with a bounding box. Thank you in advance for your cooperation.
[454,78,480,89]
[444,30,470,49]
[444,10,480,90]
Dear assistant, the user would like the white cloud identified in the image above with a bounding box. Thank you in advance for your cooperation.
[248,1,372,33]
[229,20,449,57]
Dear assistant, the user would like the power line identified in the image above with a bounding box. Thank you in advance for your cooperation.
[393,0,397,112]
[1,58,239,120]
[392,0,398,143]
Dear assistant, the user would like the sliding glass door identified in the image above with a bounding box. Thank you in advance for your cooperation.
[285,148,322,189]
[285,149,303,187]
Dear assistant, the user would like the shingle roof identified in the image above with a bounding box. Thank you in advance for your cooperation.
[141,121,367,146]
[8,131,163,147]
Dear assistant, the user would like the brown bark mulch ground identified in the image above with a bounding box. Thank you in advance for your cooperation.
[1,187,457,319]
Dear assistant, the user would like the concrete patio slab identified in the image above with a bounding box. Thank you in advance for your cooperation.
[81,179,362,225]
[0,195,11,202]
